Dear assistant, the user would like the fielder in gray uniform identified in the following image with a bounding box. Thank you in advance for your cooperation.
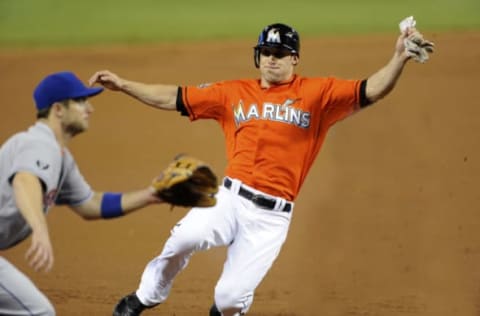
[0,71,162,315]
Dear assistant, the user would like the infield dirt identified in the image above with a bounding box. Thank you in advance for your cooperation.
[1,32,479,315]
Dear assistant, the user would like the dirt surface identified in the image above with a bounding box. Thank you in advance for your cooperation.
[1,32,480,316]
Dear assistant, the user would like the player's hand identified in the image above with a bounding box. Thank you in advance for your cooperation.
[89,70,124,91]
[147,186,164,204]
[395,27,434,63]
[395,28,414,60]
[26,229,54,272]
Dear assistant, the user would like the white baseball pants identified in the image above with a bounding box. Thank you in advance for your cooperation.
[136,177,294,314]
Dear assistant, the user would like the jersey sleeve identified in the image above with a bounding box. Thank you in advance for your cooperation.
[54,152,93,206]
[177,82,227,121]
[9,141,62,192]
[314,77,363,125]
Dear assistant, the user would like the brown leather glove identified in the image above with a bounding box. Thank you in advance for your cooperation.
[151,154,219,207]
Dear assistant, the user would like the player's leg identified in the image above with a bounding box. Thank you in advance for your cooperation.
[113,187,236,314]
[213,202,293,315]
[0,257,55,316]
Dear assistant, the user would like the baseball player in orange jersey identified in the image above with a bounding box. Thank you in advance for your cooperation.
[89,22,433,316]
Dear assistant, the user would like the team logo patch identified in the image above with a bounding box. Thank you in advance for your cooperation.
[233,98,310,128]
[266,28,281,43]
[36,160,50,170]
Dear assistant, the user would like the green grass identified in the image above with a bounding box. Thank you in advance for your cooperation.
[0,0,479,47]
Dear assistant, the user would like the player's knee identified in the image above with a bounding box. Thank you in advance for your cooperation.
[165,234,198,256]
[214,283,253,315]
[167,227,210,254]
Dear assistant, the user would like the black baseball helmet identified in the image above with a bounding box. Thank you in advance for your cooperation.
[253,23,300,68]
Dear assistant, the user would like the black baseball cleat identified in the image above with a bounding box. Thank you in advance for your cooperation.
[112,292,156,316]
[209,303,221,316]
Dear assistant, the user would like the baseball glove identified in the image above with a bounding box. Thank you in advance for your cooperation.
[152,154,219,207]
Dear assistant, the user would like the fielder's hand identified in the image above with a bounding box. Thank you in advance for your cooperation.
[27,229,54,272]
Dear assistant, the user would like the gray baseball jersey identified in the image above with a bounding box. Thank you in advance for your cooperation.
[0,122,93,250]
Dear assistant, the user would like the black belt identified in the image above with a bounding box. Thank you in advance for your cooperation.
[223,178,292,213]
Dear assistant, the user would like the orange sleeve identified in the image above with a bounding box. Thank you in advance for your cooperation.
[180,82,226,121]
[309,77,362,125]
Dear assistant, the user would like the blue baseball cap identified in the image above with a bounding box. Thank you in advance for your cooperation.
[33,71,104,110]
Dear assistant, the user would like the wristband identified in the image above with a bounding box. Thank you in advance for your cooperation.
[100,193,123,218]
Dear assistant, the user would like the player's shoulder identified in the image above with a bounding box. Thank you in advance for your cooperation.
[291,75,329,91]
[297,75,359,89]
[232,78,257,84]
[295,74,333,83]
[26,123,57,142]
[193,78,259,92]
[10,123,59,151]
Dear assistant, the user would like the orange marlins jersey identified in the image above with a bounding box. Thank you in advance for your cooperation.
[179,75,365,201]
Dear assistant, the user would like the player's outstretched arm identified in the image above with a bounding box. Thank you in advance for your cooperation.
[71,188,162,220]
[364,29,411,104]
[88,70,179,110]
[365,24,433,104]
[12,172,54,272]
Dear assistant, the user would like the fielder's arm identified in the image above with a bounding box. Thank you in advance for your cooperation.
[12,172,54,272]
[71,188,162,220]
[88,70,179,111]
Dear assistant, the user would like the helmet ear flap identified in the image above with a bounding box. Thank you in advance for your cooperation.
[254,48,260,68]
